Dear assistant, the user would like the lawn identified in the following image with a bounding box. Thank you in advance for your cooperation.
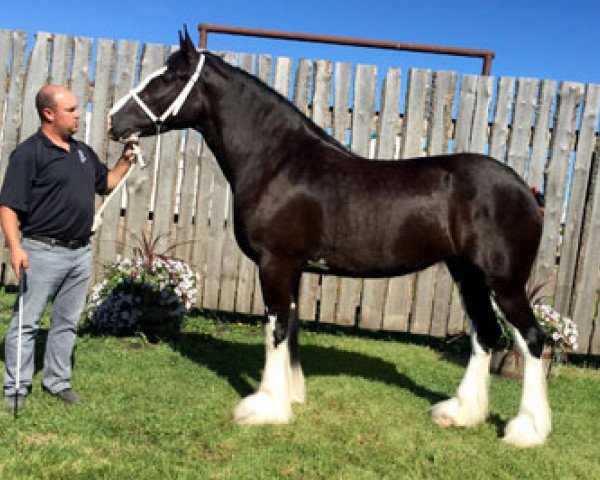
[0,289,598,479]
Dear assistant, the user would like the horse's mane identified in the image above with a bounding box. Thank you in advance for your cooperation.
[202,51,351,155]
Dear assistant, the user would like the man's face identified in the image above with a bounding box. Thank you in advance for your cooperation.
[45,90,79,137]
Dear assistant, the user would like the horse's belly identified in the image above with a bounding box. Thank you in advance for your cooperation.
[319,217,453,278]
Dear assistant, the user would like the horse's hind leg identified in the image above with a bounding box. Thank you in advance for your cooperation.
[432,261,499,428]
[493,286,551,447]
[288,298,305,405]
[233,254,302,424]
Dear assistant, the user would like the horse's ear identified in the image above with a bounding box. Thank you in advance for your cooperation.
[179,29,185,50]
[182,24,198,61]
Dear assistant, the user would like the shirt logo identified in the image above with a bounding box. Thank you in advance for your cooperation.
[78,149,87,163]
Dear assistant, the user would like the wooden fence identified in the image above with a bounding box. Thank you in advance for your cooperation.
[1,29,599,354]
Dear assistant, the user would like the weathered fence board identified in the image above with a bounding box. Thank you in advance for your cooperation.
[1,30,600,354]
[20,32,51,142]
[534,82,584,289]
[336,64,378,327]
[174,130,201,262]
[0,30,26,277]
[319,62,352,325]
[402,69,432,335]
[489,77,515,162]
[0,31,14,133]
[217,52,244,313]
[428,71,458,338]
[191,141,215,307]
[88,39,115,161]
[357,63,388,331]
[507,78,538,177]
[70,36,93,143]
[375,68,402,332]
[94,39,139,273]
[470,76,494,154]
[48,34,68,86]
[554,85,600,313]
[528,79,557,188]
[572,137,600,354]
[295,58,317,320]
[298,59,332,322]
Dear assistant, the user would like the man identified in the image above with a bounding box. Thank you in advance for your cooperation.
[0,85,136,412]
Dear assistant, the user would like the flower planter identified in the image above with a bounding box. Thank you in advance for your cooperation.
[139,304,183,340]
[85,239,198,339]
[490,347,555,379]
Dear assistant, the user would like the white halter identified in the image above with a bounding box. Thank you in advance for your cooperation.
[108,53,206,126]
[94,53,206,232]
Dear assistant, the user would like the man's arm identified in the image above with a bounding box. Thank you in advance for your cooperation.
[0,205,28,275]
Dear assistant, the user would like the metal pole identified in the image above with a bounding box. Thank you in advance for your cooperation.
[198,23,495,75]
[14,266,24,418]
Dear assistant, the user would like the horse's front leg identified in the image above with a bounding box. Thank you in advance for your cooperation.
[233,255,303,424]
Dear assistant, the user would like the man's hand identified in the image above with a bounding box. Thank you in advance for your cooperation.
[106,141,141,192]
[121,140,139,163]
[11,247,28,278]
[0,205,27,277]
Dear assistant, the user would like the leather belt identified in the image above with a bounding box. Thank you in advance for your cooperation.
[25,235,89,250]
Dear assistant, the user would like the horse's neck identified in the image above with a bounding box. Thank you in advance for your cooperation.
[200,70,313,196]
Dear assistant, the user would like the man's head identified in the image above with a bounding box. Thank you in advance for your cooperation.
[36,85,79,139]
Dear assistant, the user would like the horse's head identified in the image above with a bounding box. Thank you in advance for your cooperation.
[109,26,205,142]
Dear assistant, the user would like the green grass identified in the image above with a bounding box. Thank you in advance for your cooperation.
[0,290,599,479]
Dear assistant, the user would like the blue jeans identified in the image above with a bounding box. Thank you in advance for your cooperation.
[3,237,92,396]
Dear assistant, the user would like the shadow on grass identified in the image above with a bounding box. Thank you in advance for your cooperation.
[170,330,448,406]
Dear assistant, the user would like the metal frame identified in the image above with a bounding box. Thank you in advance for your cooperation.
[198,23,495,75]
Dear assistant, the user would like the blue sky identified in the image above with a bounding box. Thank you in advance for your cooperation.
[1,0,598,85]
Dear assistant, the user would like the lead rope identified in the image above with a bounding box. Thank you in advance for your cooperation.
[92,143,146,233]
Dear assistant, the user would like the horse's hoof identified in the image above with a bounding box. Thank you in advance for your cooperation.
[431,397,487,428]
[431,398,460,428]
[289,365,305,405]
[503,413,550,447]
[233,391,292,425]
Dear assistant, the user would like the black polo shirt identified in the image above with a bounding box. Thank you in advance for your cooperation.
[0,130,108,242]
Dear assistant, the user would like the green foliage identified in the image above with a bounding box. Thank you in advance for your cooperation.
[0,289,599,479]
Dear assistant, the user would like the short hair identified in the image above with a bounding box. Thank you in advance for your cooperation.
[35,88,56,121]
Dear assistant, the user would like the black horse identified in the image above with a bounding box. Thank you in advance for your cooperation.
[109,29,550,447]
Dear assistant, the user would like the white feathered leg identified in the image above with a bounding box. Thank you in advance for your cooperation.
[503,327,551,447]
[233,314,293,424]
[432,329,491,428]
